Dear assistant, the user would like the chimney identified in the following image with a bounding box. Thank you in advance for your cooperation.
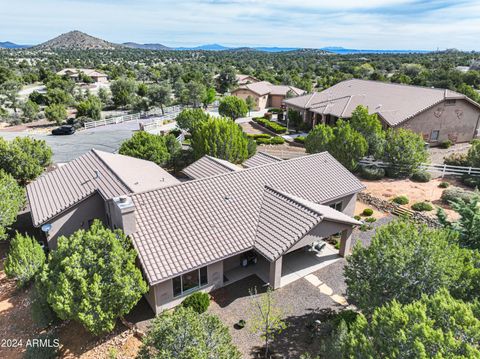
[110,195,136,235]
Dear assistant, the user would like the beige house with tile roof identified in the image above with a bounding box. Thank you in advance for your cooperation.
[285,79,480,144]
[232,81,306,111]
[27,151,364,313]
[57,68,108,83]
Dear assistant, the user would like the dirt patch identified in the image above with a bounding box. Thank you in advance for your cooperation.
[361,177,461,220]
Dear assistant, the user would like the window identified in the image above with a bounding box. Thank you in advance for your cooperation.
[329,202,342,211]
[173,266,208,297]
[430,130,440,141]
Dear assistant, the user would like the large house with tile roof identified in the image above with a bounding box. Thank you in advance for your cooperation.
[27,150,364,313]
[284,79,480,144]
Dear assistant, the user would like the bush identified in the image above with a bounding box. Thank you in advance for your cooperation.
[248,133,271,140]
[444,153,470,167]
[359,166,385,180]
[438,181,450,188]
[392,196,409,205]
[411,201,434,212]
[354,215,361,221]
[362,208,373,216]
[411,170,431,183]
[365,217,377,223]
[4,233,45,287]
[441,187,476,204]
[253,117,287,134]
[439,140,453,149]
[181,292,210,314]
[360,224,373,232]
[461,174,480,189]
[294,136,305,144]
[270,136,285,145]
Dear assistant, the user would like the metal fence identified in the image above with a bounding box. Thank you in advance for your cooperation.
[359,158,480,178]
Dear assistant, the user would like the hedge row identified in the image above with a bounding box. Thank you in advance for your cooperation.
[253,117,287,134]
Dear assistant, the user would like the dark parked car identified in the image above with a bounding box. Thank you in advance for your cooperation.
[51,125,75,135]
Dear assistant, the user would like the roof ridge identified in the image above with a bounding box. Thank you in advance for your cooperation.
[131,152,327,199]
[346,78,460,94]
[264,186,324,217]
[205,155,242,171]
[91,149,134,192]
[257,151,282,161]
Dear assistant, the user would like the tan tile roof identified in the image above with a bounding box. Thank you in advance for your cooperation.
[284,79,478,126]
[243,152,282,168]
[130,152,364,285]
[233,81,306,97]
[27,149,179,227]
[182,155,242,180]
[57,68,107,78]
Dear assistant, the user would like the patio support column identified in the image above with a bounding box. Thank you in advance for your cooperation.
[339,228,353,257]
[269,256,283,290]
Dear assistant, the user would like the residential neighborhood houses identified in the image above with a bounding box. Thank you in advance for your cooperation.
[3,33,480,358]
[285,79,480,144]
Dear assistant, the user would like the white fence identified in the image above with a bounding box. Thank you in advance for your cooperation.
[359,158,480,178]
[84,105,183,130]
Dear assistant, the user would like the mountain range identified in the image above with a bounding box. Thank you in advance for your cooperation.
[0,30,431,54]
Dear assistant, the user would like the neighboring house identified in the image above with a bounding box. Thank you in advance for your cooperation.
[182,155,243,180]
[236,74,260,85]
[232,81,306,111]
[27,151,364,314]
[26,149,180,248]
[284,79,480,144]
[57,68,109,83]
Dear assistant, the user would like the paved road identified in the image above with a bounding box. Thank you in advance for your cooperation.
[0,129,134,163]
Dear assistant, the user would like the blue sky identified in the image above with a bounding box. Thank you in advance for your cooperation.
[1,0,479,49]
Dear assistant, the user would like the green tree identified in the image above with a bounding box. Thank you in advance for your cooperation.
[21,100,39,122]
[438,194,480,250]
[147,83,171,114]
[4,232,45,287]
[46,88,72,106]
[45,103,67,124]
[76,95,102,120]
[344,220,479,314]
[249,287,286,358]
[138,307,241,359]
[202,87,216,108]
[467,139,480,168]
[98,87,111,106]
[119,131,178,167]
[245,95,256,115]
[329,120,368,171]
[0,80,21,113]
[305,124,334,154]
[110,78,137,108]
[0,136,52,184]
[382,128,428,177]
[191,117,249,163]
[217,66,238,94]
[341,289,480,358]
[181,81,206,108]
[175,108,210,133]
[218,96,248,120]
[39,220,147,335]
[349,105,385,157]
[0,170,25,240]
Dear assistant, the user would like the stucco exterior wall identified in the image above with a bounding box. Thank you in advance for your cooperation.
[400,99,480,144]
[287,220,351,253]
[149,261,224,314]
[324,193,357,217]
[232,89,268,111]
[46,193,106,249]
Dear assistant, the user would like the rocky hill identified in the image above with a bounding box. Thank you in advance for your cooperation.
[34,30,121,50]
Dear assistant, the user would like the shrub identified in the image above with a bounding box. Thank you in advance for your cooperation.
[270,136,285,145]
[253,117,287,134]
[461,174,480,189]
[4,233,45,287]
[392,196,409,205]
[294,136,305,144]
[359,166,385,180]
[181,292,210,314]
[441,187,476,204]
[439,140,453,149]
[411,201,434,212]
[362,208,373,216]
[248,133,271,140]
[359,224,373,232]
[354,215,361,221]
[365,217,377,223]
[444,152,470,167]
[438,181,450,188]
[256,138,272,145]
[411,170,431,183]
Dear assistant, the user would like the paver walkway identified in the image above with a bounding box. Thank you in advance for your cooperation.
[304,273,348,305]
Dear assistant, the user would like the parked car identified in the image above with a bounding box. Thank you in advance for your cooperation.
[51,125,75,135]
